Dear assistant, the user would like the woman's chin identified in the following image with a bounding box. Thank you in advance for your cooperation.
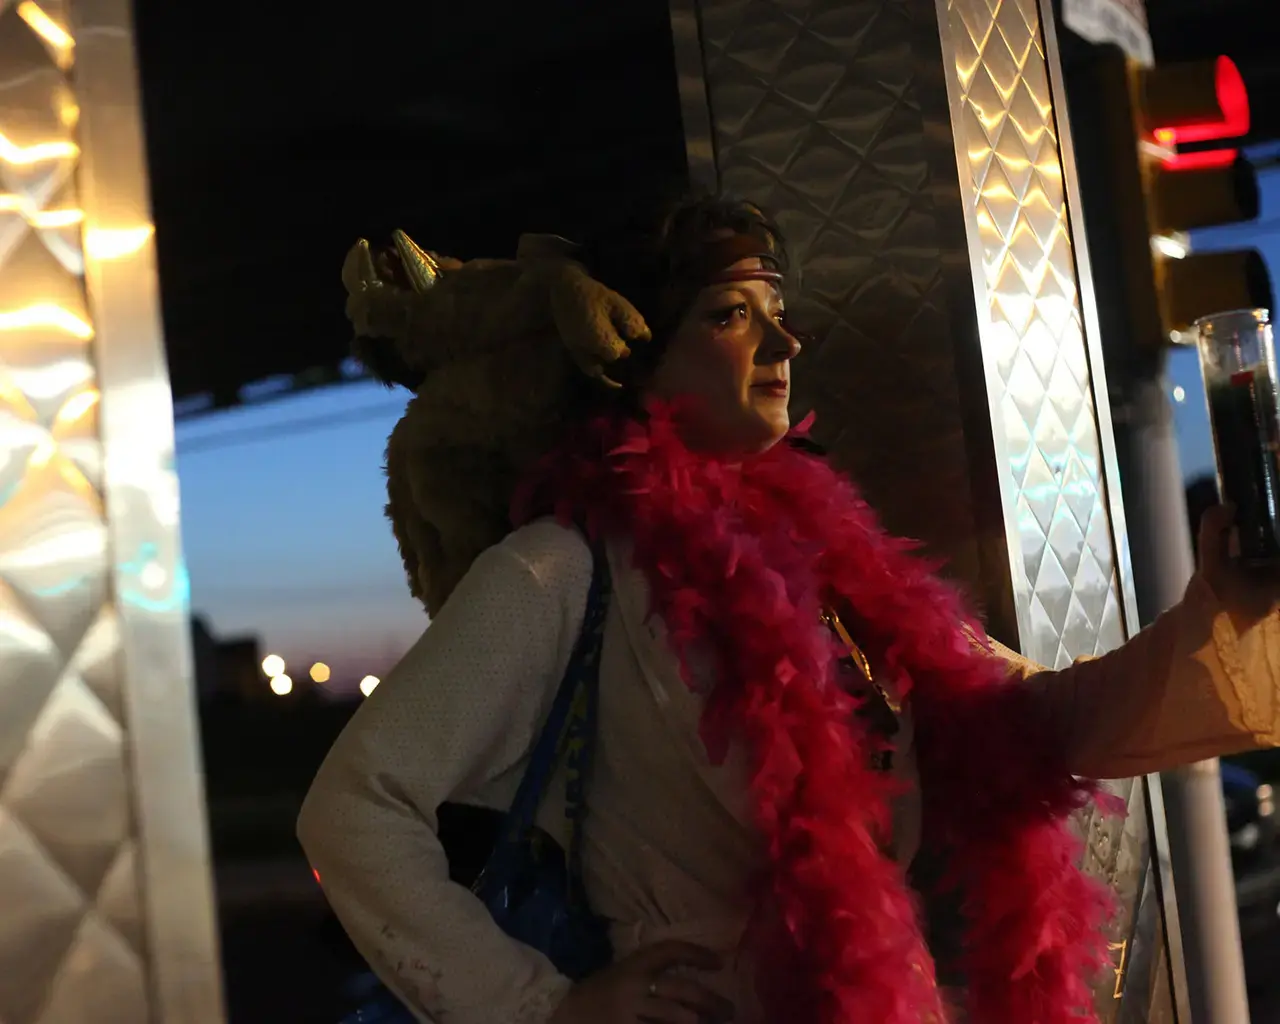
[737,411,790,455]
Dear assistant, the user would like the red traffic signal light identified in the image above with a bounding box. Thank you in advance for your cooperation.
[1143,55,1250,147]
[1140,55,1250,171]
[1129,54,1271,333]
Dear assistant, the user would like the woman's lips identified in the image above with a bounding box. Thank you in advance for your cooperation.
[752,381,789,397]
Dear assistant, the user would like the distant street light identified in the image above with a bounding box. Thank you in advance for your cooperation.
[270,674,293,696]
[262,654,285,677]
[359,675,380,697]
[310,662,331,684]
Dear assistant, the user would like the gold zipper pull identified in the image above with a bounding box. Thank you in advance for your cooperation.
[821,607,901,714]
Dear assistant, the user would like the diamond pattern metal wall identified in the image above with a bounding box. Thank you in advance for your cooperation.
[943,0,1125,668]
[936,0,1173,1017]
[692,0,999,600]
[682,0,1172,1017]
[0,3,150,1022]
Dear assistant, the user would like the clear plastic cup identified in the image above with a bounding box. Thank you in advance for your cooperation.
[1195,308,1280,564]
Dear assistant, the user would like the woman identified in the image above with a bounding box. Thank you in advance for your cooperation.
[299,196,1280,1024]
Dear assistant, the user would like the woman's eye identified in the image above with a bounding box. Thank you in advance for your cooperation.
[709,303,748,326]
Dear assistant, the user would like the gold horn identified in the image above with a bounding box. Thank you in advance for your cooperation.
[342,238,381,294]
[392,229,440,293]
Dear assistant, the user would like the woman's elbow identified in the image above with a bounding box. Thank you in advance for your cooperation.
[296,769,341,871]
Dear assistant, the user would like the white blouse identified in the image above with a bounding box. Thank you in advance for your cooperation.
[298,518,1280,1024]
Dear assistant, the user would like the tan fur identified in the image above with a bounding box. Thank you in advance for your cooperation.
[348,235,651,615]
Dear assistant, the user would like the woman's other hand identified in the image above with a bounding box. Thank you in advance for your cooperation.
[1198,504,1280,632]
[548,940,734,1024]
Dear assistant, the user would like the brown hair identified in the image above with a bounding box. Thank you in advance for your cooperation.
[579,193,791,384]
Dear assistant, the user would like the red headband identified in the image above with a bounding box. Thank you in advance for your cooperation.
[689,233,784,285]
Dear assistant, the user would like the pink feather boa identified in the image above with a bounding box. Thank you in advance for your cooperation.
[514,403,1117,1023]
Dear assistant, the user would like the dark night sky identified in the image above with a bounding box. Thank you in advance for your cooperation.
[132,0,688,406]
[134,2,1278,688]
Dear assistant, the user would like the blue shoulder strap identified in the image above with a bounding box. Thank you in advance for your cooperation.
[489,543,609,868]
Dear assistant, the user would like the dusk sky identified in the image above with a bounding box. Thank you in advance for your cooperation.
[173,160,1278,693]
[176,382,421,690]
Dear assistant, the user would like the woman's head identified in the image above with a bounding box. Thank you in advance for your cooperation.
[582,195,803,456]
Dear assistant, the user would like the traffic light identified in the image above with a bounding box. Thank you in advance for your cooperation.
[1140,55,1249,169]
[1076,47,1271,351]
[1132,54,1272,340]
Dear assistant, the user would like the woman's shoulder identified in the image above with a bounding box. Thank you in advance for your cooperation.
[489,516,594,604]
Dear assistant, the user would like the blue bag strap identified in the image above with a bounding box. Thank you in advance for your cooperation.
[561,557,607,907]
[493,541,610,848]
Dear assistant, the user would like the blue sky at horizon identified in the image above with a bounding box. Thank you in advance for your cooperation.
[173,157,1280,688]
[175,381,423,690]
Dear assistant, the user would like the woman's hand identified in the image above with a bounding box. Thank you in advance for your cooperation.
[548,940,734,1023]
[1198,503,1280,632]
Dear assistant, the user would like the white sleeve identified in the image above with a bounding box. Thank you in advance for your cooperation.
[297,520,593,1024]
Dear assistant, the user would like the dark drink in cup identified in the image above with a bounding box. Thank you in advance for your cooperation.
[1196,309,1280,564]
[1206,365,1280,561]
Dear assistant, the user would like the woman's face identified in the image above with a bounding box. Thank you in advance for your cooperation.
[646,258,802,456]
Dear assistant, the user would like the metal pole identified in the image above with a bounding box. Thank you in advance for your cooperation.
[1115,374,1251,1024]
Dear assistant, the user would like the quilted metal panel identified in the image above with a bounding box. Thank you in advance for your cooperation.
[933,1,1174,1019]
[941,0,1125,668]
[72,0,225,1016]
[0,1,223,1021]
[691,0,1014,620]
[0,4,149,1021]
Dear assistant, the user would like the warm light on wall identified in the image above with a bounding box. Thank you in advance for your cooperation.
[0,195,84,228]
[31,208,83,229]
[17,2,74,55]
[57,94,79,130]
[84,225,154,261]
[54,388,100,427]
[0,304,93,339]
[0,131,77,166]
[28,437,57,469]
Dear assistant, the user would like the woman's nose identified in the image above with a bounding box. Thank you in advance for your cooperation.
[763,320,802,361]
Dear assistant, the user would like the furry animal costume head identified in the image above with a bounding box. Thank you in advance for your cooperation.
[343,230,653,614]
[344,198,785,614]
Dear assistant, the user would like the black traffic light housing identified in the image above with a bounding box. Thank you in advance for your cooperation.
[1134,54,1271,338]
[1147,157,1259,235]
[1071,46,1271,351]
